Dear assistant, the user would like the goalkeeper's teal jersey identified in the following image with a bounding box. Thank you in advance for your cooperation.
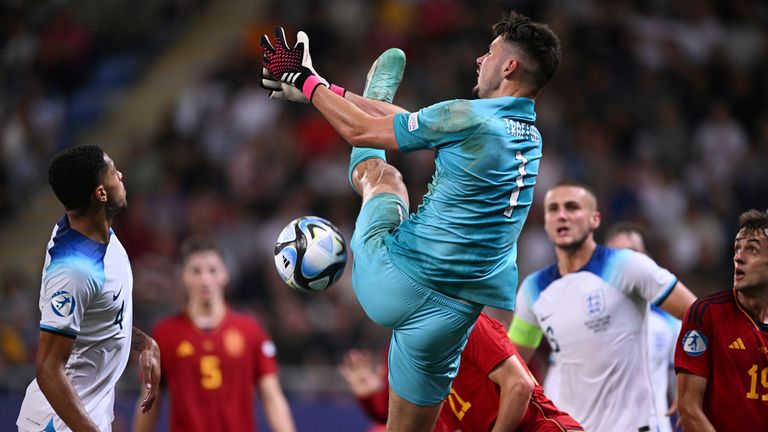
[389,96,541,310]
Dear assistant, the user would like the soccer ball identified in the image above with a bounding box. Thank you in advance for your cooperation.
[274,216,348,293]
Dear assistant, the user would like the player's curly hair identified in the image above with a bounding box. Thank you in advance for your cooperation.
[48,144,108,212]
[737,209,768,236]
[492,11,562,90]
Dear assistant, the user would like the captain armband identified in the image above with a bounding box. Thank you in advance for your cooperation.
[508,317,544,348]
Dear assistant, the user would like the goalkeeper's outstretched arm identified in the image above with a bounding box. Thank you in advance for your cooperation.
[261,26,404,150]
[344,91,408,117]
[311,85,400,150]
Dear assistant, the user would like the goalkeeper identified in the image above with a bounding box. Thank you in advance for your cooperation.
[262,11,561,431]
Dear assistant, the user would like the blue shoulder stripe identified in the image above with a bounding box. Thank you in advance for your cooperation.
[652,278,678,307]
[46,215,108,289]
[523,263,559,305]
[582,245,612,278]
[40,324,77,339]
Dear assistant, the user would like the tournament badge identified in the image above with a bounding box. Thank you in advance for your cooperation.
[682,330,708,357]
[51,290,76,317]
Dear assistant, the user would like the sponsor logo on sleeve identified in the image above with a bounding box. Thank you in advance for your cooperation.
[51,290,76,317]
[682,330,707,356]
[407,112,419,132]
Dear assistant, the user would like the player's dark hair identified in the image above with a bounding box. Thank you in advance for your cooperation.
[492,11,561,90]
[48,145,108,212]
[737,209,768,237]
[179,236,226,266]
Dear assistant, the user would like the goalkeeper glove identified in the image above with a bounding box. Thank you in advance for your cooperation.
[261,27,345,101]
[260,67,347,103]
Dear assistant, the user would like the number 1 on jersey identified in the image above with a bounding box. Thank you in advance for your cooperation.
[746,364,768,401]
[504,151,528,218]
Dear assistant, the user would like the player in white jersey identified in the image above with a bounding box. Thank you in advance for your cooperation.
[17,145,160,432]
[508,181,695,432]
[604,223,682,432]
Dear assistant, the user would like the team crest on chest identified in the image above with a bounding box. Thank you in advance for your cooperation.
[224,329,245,358]
[176,340,194,357]
[582,290,605,318]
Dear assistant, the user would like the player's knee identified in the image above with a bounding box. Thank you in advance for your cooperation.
[358,162,408,204]
[375,164,404,186]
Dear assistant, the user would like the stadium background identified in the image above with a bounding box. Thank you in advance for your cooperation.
[0,0,766,430]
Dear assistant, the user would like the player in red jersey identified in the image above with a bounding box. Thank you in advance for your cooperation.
[340,313,582,431]
[675,209,768,431]
[133,237,295,432]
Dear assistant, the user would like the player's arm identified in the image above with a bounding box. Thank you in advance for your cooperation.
[132,384,163,432]
[36,331,100,432]
[131,326,161,413]
[657,281,696,319]
[676,372,716,432]
[262,27,400,151]
[338,349,389,423]
[344,91,408,116]
[311,86,400,150]
[508,316,543,363]
[488,354,534,432]
[257,374,296,432]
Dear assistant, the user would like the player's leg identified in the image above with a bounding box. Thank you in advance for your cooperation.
[384,287,481,431]
[387,389,442,431]
[350,206,478,427]
[349,49,478,431]
[352,158,409,208]
[348,48,410,327]
[348,48,408,208]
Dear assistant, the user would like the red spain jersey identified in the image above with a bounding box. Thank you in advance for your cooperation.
[153,309,278,432]
[674,290,768,430]
[437,314,583,432]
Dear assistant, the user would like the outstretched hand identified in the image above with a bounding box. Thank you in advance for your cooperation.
[138,340,161,413]
[260,67,309,103]
[261,27,314,90]
[262,26,334,101]
[338,349,383,398]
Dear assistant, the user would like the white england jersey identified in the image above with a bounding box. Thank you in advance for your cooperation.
[515,246,677,432]
[17,216,133,432]
[647,306,681,432]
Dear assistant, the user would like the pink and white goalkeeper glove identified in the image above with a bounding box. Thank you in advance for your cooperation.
[261,27,345,102]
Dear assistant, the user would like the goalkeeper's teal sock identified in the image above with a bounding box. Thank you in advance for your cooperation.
[348,48,405,191]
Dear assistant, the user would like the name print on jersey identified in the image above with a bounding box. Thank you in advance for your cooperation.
[503,118,541,143]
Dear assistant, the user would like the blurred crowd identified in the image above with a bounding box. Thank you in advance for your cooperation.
[0,0,204,377]
[2,0,768,391]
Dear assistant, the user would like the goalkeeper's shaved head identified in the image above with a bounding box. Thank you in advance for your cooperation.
[492,11,561,91]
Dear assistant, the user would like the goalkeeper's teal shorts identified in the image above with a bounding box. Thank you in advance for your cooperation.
[351,192,482,406]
